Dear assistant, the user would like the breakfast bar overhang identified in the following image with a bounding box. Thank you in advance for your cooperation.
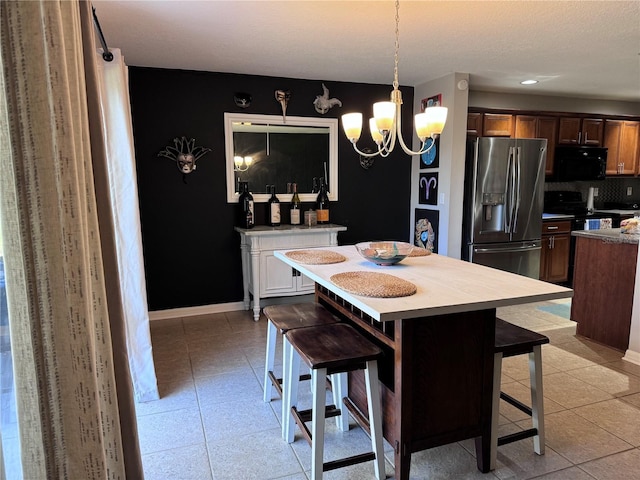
[275,246,572,480]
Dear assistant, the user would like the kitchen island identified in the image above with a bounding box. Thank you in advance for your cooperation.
[571,229,639,351]
[275,246,572,480]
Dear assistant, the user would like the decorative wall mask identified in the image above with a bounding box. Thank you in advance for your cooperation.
[234,92,252,109]
[313,83,342,114]
[275,89,291,122]
[158,137,211,180]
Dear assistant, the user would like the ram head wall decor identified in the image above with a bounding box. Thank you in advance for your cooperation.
[158,136,211,181]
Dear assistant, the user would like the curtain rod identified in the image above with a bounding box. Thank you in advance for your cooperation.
[92,6,113,62]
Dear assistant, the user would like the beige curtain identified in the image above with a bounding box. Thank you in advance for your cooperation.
[0,1,142,478]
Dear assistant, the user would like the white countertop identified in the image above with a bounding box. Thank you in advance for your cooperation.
[275,246,573,322]
[235,223,347,235]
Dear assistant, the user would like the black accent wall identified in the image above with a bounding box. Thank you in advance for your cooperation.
[129,67,414,311]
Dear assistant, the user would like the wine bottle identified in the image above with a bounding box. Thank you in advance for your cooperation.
[268,185,281,226]
[290,183,301,225]
[237,182,254,229]
[316,177,330,224]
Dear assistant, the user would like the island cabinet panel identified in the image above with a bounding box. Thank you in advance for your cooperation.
[516,115,558,176]
[558,117,603,146]
[317,286,495,478]
[571,236,637,350]
[604,120,640,175]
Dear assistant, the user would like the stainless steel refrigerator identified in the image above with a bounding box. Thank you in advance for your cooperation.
[462,136,547,278]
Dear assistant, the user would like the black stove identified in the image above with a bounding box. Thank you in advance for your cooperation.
[544,191,590,216]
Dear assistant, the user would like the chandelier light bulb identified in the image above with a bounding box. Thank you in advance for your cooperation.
[373,101,396,133]
[341,112,363,143]
[369,118,384,144]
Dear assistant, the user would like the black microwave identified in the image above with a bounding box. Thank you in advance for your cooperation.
[552,146,607,181]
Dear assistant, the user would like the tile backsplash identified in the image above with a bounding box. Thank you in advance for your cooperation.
[545,177,640,206]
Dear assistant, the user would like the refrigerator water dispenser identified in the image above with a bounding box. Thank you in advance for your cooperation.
[481,192,505,231]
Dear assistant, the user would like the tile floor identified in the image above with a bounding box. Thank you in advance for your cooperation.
[137,300,640,480]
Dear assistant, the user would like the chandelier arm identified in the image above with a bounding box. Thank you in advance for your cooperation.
[350,142,381,158]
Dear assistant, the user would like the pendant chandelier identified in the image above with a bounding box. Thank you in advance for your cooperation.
[341,0,448,158]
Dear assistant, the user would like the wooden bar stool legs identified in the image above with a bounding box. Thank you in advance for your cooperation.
[262,303,339,403]
[283,338,348,443]
[284,323,385,480]
[491,318,549,470]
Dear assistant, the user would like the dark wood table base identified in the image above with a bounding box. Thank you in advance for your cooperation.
[316,286,495,480]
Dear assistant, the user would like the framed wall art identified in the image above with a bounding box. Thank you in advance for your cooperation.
[421,93,442,110]
[418,172,438,205]
[414,208,439,253]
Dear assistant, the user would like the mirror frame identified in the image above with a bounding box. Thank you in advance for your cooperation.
[225,112,339,203]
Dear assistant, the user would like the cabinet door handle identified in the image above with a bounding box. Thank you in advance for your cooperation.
[578,131,582,144]
[548,237,553,249]
[547,226,559,230]
[584,132,588,143]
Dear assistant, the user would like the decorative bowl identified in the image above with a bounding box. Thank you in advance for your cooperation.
[355,241,414,266]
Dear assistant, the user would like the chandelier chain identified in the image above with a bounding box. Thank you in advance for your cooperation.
[393,0,400,89]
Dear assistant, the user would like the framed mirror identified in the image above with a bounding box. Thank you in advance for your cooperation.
[225,113,338,203]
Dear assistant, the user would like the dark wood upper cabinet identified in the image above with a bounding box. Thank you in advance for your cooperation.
[558,117,603,146]
[605,120,640,175]
[467,112,483,136]
[482,114,513,137]
[515,115,558,176]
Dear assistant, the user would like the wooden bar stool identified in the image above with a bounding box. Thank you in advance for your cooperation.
[263,303,339,402]
[262,303,345,440]
[492,318,550,470]
[284,323,385,480]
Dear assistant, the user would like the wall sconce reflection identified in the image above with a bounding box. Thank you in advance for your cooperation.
[234,155,253,172]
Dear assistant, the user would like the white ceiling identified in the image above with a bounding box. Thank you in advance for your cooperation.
[91,0,640,103]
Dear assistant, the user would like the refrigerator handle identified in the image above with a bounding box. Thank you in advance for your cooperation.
[505,147,516,234]
[512,147,522,233]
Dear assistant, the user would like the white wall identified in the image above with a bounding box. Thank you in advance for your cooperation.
[411,72,469,257]
[625,242,640,365]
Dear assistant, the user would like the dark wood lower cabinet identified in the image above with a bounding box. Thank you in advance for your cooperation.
[540,221,571,283]
[571,235,637,351]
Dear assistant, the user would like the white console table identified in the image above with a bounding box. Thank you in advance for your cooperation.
[235,224,347,320]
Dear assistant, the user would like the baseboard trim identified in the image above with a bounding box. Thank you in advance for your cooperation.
[623,349,640,366]
[149,301,246,321]
[148,295,315,321]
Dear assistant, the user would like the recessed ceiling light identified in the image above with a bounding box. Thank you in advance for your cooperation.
[520,79,539,85]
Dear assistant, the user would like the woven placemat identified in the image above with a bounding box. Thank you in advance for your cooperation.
[408,247,431,257]
[285,250,346,265]
[330,271,417,298]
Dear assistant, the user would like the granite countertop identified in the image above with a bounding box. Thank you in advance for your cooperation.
[593,209,640,216]
[572,228,640,244]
